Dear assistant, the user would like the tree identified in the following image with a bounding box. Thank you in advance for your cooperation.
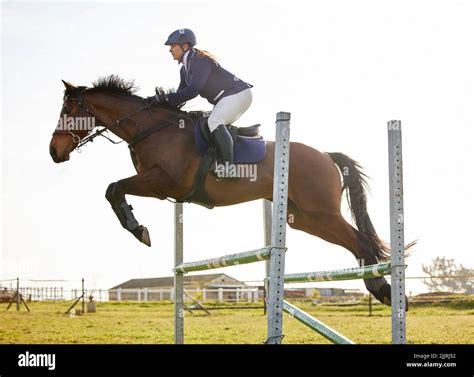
[422,257,473,294]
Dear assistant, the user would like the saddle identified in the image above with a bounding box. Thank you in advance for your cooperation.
[177,115,266,209]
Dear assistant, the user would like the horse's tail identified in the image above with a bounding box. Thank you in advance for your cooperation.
[327,152,391,262]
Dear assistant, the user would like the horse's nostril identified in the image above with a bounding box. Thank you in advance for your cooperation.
[50,146,57,159]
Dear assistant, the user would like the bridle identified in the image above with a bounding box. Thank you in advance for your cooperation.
[52,87,198,152]
[52,88,156,151]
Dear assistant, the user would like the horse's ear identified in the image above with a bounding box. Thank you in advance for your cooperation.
[61,80,76,91]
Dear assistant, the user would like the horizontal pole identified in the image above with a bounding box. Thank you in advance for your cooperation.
[284,262,391,283]
[283,300,355,344]
[174,247,274,274]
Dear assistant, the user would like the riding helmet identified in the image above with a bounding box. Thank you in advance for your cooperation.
[164,29,197,47]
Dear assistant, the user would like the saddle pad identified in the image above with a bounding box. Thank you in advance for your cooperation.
[193,117,266,164]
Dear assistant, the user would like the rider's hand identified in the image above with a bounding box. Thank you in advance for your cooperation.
[154,87,168,103]
[156,92,168,103]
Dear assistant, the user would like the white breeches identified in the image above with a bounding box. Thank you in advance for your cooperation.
[207,88,253,132]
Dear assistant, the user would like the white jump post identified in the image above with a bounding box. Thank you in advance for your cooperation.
[266,111,291,344]
[173,112,291,344]
[174,202,184,344]
[388,120,406,344]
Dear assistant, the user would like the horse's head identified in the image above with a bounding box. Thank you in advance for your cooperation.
[49,80,94,163]
[49,75,188,164]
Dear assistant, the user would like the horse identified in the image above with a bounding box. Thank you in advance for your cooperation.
[49,74,411,308]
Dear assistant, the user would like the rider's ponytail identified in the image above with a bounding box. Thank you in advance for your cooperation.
[194,48,218,63]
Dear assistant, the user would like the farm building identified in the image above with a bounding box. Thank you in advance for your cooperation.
[109,273,255,301]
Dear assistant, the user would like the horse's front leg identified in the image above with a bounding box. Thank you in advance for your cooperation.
[105,167,176,246]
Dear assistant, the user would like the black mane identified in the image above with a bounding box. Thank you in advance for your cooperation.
[65,74,204,118]
[89,74,138,96]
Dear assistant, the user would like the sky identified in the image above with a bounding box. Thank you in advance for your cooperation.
[1,0,473,295]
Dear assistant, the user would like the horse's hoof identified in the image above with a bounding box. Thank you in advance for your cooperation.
[133,225,151,247]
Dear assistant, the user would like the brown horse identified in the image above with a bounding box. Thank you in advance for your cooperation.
[49,75,408,308]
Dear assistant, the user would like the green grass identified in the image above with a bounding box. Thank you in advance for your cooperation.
[0,300,472,344]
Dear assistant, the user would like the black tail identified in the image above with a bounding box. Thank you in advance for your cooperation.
[327,152,390,262]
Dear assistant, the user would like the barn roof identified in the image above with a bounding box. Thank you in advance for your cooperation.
[110,273,246,289]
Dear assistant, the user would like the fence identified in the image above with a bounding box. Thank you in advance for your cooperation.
[0,286,262,303]
[108,287,260,303]
[0,286,110,302]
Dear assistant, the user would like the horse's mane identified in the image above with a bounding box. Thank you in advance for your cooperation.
[76,74,204,119]
[89,75,138,96]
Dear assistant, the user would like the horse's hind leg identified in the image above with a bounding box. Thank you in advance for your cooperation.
[287,201,355,251]
[105,167,175,246]
[287,202,393,307]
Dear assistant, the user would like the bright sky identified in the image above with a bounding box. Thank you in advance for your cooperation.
[1,1,473,295]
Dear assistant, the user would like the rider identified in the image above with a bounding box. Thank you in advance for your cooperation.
[156,28,253,170]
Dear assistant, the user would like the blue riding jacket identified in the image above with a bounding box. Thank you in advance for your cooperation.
[165,49,253,107]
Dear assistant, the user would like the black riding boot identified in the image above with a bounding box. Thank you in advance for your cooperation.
[211,124,235,177]
[211,124,234,164]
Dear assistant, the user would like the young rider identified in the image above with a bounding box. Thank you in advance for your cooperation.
[157,28,253,171]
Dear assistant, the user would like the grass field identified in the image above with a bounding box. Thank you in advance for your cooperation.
[1,300,473,344]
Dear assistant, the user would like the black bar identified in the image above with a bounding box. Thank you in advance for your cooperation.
[0,344,472,377]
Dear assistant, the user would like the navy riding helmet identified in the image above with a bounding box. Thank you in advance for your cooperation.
[164,29,197,47]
